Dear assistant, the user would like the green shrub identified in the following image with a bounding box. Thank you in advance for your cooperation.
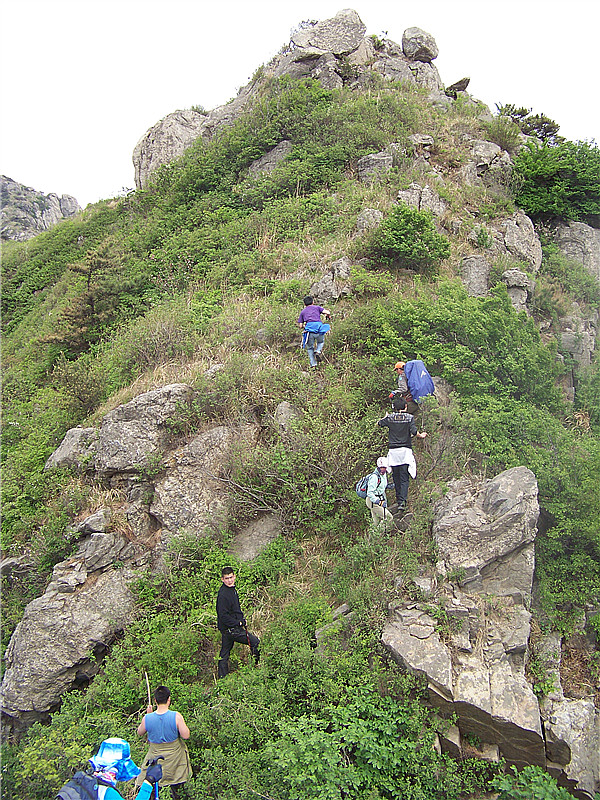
[484,115,522,154]
[492,765,574,799]
[367,204,450,272]
[514,139,600,222]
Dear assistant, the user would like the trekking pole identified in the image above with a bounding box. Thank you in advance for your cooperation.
[244,624,257,667]
[144,671,151,709]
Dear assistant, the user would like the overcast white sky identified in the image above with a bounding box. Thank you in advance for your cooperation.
[1,0,598,208]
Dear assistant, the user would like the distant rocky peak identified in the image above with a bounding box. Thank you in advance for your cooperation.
[1,175,81,241]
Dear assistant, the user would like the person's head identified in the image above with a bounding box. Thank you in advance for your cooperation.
[394,361,406,374]
[376,456,391,475]
[303,296,314,307]
[392,395,407,412]
[221,566,236,586]
[154,685,170,705]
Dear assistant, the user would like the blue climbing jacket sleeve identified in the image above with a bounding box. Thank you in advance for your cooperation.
[134,781,153,800]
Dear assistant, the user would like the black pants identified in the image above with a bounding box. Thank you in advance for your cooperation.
[391,464,410,504]
[218,627,260,678]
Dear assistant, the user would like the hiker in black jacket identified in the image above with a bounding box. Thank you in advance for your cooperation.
[378,395,427,513]
[216,566,260,678]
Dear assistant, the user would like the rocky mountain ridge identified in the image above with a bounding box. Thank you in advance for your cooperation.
[2,8,599,800]
[1,175,80,241]
[132,10,454,190]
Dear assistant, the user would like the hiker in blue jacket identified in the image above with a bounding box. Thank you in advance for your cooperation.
[365,457,394,530]
[378,395,427,513]
[298,296,331,368]
[390,360,435,414]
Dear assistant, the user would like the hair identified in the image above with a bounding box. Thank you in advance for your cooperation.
[303,296,313,306]
[154,685,171,704]
[221,566,234,577]
[392,396,407,411]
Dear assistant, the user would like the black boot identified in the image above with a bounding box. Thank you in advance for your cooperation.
[217,659,229,679]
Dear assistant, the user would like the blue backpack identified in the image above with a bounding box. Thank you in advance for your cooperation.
[404,360,435,403]
[356,471,380,499]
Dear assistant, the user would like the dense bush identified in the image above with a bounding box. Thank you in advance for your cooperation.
[366,204,451,272]
[514,139,600,222]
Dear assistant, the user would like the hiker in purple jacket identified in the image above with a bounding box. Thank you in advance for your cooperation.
[298,296,331,368]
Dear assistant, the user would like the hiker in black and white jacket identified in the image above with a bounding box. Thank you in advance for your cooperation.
[378,395,427,513]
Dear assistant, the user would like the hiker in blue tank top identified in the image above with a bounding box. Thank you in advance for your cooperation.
[136,686,191,799]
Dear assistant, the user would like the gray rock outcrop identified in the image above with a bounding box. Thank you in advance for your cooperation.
[460,138,513,189]
[229,514,282,561]
[6,382,270,732]
[402,27,439,62]
[1,175,81,241]
[133,109,208,189]
[434,466,539,600]
[382,466,599,796]
[309,256,352,303]
[501,210,543,271]
[397,182,449,218]
[150,424,259,541]
[357,151,394,184]
[44,426,97,471]
[94,384,194,476]
[470,211,542,274]
[0,533,143,730]
[462,255,491,297]
[291,9,366,54]
[553,221,600,282]
[558,307,598,368]
[502,268,536,313]
[355,208,383,235]
[248,140,293,177]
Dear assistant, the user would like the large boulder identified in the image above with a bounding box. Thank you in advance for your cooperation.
[402,27,439,62]
[461,138,513,189]
[501,210,543,271]
[502,268,536,313]
[248,140,293,177]
[309,256,353,303]
[133,109,208,189]
[434,467,539,601]
[44,426,97,471]
[150,424,259,541]
[397,182,449,218]
[291,9,366,55]
[0,541,142,730]
[383,467,546,771]
[542,699,600,797]
[229,514,282,561]
[93,384,194,477]
[558,308,598,368]
[462,255,491,297]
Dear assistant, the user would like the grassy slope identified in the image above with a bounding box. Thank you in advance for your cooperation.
[1,75,599,799]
